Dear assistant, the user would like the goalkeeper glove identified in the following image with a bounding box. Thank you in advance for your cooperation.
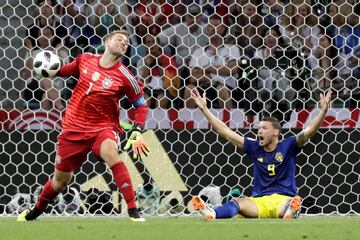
[124,124,149,159]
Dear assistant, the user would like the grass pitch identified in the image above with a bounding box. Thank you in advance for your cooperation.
[1,215,359,240]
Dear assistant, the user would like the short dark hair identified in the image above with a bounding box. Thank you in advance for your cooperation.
[260,117,281,131]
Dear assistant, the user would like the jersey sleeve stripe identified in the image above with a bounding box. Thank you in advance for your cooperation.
[119,65,140,94]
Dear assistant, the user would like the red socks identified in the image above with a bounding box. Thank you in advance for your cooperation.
[36,180,60,210]
[110,161,137,209]
[36,162,136,211]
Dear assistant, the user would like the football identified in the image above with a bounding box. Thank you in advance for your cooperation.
[33,50,61,77]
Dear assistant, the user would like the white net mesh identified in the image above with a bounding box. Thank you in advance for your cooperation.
[0,0,359,216]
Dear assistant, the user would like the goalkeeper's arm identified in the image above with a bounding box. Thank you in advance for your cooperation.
[123,102,149,159]
[57,55,80,78]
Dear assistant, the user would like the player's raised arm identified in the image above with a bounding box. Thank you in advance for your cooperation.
[296,90,332,146]
[191,89,244,149]
[57,55,80,78]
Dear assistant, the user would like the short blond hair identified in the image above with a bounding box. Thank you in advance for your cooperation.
[104,29,129,42]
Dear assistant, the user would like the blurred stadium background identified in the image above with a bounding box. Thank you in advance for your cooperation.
[0,0,359,221]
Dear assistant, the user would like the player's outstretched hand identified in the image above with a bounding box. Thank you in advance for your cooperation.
[191,89,207,111]
[124,125,149,159]
[320,89,332,113]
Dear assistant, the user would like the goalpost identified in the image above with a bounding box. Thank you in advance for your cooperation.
[0,0,359,216]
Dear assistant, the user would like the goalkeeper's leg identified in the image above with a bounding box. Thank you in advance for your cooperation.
[18,169,72,222]
[97,137,145,222]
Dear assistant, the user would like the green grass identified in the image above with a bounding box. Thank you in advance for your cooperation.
[1,216,359,240]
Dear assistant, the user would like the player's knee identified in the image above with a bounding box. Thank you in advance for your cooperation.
[235,198,259,218]
[52,173,71,192]
[100,140,119,165]
[232,197,244,205]
[51,178,69,192]
[101,147,118,162]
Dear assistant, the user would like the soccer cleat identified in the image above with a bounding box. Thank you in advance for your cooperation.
[283,196,301,220]
[128,208,146,222]
[191,195,216,221]
[17,206,43,222]
[17,209,30,222]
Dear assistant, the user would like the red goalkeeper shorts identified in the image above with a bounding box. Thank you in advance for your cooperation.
[55,128,119,172]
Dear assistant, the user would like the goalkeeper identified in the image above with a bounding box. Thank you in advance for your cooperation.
[18,30,149,222]
[191,88,332,220]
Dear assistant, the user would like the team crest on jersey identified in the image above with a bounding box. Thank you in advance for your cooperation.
[275,152,283,163]
[55,153,61,164]
[102,77,113,89]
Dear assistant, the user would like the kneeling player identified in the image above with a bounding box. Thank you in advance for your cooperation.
[190,89,332,220]
[192,193,301,220]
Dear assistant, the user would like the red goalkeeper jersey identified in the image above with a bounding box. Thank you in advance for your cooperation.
[58,53,147,133]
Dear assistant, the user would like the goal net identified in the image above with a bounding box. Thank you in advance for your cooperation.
[0,0,359,216]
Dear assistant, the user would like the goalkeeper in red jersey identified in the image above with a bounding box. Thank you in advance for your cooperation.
[18,30,149,222]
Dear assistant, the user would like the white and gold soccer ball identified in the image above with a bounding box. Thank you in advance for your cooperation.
[33,50,61,77]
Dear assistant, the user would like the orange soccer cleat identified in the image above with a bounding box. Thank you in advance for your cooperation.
[191,195,216,221]
[283,196,302,220]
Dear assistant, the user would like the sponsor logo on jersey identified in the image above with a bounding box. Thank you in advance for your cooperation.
[82,69,88,74]
[102,77,113,89]
[257,157,264,163]
[92,72,101,81]
[275,152,283,162]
